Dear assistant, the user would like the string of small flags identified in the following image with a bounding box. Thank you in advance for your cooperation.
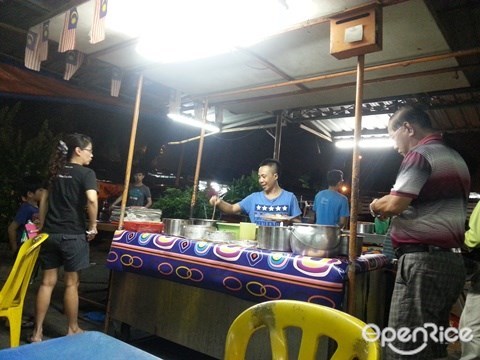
[24,0,121,97]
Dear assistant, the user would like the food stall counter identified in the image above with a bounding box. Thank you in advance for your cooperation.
[106,230,388,359]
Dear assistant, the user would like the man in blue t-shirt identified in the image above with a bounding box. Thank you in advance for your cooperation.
[312,169,349,228]
[209,159,301,226]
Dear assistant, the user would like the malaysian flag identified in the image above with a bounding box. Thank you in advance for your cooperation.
[63,50,85,80]
[110,67,122,97]
[58,7,79,53]
[90,0,108,44]
[24,25,41,71]
[39,20,49,61]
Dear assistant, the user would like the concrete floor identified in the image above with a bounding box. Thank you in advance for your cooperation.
[0,234,215,359]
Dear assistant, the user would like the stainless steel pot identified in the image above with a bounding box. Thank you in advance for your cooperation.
[289,224,340,257]
[184,225,216,240]
[338,234,364,257]
[256,226,291,251]
[190,218,218,227]
[163,218,190,236]
[357,222,375,234]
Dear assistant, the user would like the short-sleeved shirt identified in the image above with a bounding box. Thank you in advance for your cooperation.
[312,189,350,226]
[44,163,98,234]
[390,133,470,248]
[239,190,302,226]
[13,202,39,245]
[127,184,151,206]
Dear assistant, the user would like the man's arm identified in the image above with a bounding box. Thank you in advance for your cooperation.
[209,196,242,215]
[144,186,152,208]
[86,189,98,241]
[370,194,412,218]
[145,197,152,208]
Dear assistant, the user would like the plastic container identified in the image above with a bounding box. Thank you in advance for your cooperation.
[239,222,257,240]
[123,221,164,233]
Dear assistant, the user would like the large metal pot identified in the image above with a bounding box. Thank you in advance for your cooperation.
[338,234,364,257]
[256,226,291,251]
[190,218,218,227]
[357,222,375,234]
[289,224,340,257]
[163,218,190,236]
[184,225,216,240]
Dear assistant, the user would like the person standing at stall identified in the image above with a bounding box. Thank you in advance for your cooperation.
[311,169,349,228]
[369,105,469,359]
[209,158,301,226]
[29,133,98,343]
[111,169,152,208]
[459,200,480,360]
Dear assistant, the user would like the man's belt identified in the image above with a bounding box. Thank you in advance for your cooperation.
[394,244,462,258]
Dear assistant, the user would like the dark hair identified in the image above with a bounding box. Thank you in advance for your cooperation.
[48,133,92,185]
[327,170,344,186]
[20,175,44,197]
[132,168,145,176]
[259,158,282,178]
[389,105,433,131]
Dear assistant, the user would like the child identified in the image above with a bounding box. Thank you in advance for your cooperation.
[7,176,44,258]
[111,169,152,208]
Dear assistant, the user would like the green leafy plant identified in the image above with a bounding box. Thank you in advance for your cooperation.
[152,187,213,219]
[223,171,261,204]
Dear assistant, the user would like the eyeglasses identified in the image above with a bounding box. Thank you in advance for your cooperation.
[82,148,93,153]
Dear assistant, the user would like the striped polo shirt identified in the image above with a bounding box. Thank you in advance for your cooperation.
[390,133,470,249]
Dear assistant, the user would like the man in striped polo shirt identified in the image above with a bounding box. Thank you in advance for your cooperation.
[369,105,470,359]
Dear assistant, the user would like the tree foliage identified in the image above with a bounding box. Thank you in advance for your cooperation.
[152,187,213,219]
[223,171,261,204]
[0,102,55,241]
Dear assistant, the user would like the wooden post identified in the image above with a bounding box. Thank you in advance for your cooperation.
[104,73,144,333]
[118,73,144,229]
[189,100,208,218]
[175,144,185,187]
[347,55,364,316]
[273,113,282,160]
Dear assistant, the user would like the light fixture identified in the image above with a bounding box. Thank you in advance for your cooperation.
[108,0,314,63]
[335,137,394,149]
[167,113,220,133]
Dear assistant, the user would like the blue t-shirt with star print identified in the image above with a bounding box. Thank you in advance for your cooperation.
[239,190,301,226]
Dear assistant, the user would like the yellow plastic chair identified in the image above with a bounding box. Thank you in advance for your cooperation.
[0,233,48,348]
[224,300,381,360]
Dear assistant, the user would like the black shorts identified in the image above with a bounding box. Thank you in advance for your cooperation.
[39,233,90,272]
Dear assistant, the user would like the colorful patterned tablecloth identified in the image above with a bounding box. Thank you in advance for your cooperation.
[106,230,388,309]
